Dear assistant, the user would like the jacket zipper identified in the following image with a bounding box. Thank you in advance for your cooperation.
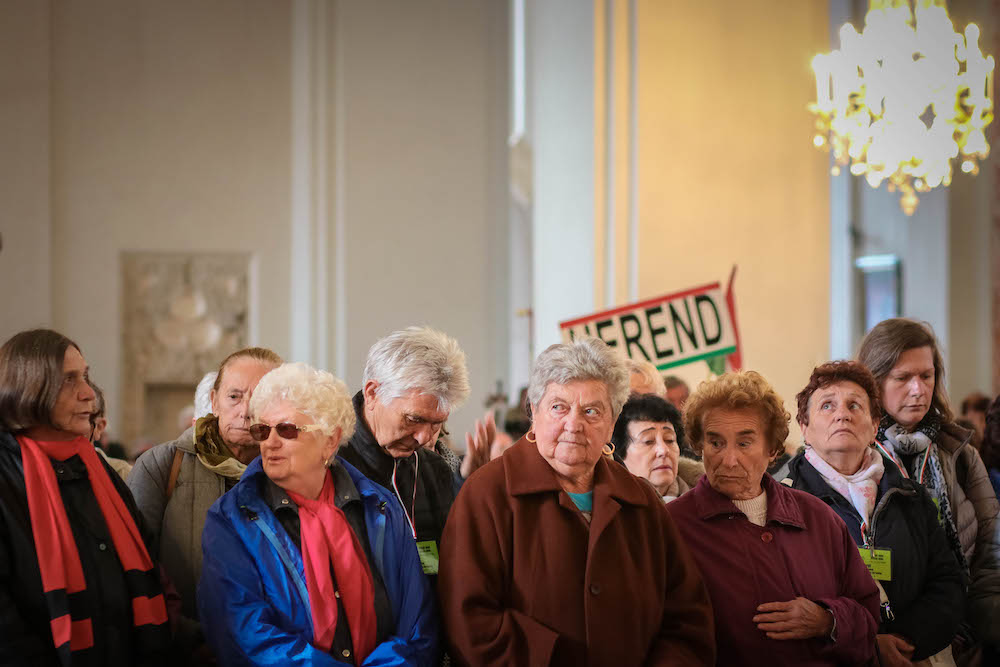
[863,486,915,623]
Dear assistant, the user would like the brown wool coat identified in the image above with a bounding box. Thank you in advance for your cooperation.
[936,422,1000,644]
[438,438,715,667]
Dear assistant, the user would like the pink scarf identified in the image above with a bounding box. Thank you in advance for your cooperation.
[286,472,376,663]
[805,445,884,533]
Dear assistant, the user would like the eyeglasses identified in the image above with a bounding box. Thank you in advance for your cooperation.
[249,422,325,441]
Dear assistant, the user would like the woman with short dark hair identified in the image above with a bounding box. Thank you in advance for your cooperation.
[611,393,702,502]
[0,329,171,665]
[786,360,965,665]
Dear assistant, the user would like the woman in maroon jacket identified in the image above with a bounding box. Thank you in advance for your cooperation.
[667,370,880,666]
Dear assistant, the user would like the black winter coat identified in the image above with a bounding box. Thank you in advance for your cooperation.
[0,431,168,667]
[786,450,965,661]
[339,392,457,588]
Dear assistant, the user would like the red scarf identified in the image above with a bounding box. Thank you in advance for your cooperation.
[17,435,168,656]
[287,472,377,664]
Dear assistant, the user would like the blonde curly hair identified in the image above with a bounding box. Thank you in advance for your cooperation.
[683,371,789,457]
[250,362,356,441]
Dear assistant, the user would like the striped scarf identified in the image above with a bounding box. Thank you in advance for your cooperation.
[17,435,170,665]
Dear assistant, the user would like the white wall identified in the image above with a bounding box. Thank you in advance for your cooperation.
[0,0,510,445]
[330,0,509,436]
[0,1,52,342]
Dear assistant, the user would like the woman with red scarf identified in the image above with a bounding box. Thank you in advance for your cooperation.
[198,362,438,666]
[0,329,171,666]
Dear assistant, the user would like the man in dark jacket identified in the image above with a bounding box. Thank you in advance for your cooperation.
[339,326,470,585]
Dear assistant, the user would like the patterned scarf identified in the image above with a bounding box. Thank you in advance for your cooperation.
[877,411,969,574]
[193,415,247,481]
[286,472,377,663]
[17,435,170,665]
[805,445,884,538]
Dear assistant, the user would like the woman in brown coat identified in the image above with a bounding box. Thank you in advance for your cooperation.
[438,338,714,666]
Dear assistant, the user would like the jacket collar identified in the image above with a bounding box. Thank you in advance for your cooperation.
[787,448,916,507]
[935,421,973,455]
[689,472,806,529]
[503,437,648,507]
[263,459,363,513]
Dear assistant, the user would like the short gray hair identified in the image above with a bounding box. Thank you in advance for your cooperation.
[528,338,630,419]
[194,371,217,420]
[362,326,470,412]
[626,357,666,395]
[250,362,356,440]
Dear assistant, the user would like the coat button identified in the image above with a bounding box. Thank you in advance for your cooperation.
[342,649,351,658]
[590,584,601,595]
[281,498,289,505]
[98,543,108,551]
[761,532,773,543]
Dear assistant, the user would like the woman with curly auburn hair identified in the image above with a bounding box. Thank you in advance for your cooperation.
[785,360,964,666]
[859,318,1000,657]
[666,370,880,666]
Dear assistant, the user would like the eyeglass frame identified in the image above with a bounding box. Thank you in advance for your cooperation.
[249,421,326,442]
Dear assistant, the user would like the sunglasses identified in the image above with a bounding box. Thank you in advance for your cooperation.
[249,422,324,441]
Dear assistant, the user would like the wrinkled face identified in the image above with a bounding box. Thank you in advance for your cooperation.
[881,346,935,429]
[801,381,877,466]
[256,400,339,496]
[211,358,275,449]
[363,383,449,459]
[623,420,680,496]
[666,384,689,409]
[532,380,615,479]
[52,347,97,438]
[701,406,775,501]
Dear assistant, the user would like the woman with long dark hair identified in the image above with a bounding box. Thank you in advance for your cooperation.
[0,329,170,665]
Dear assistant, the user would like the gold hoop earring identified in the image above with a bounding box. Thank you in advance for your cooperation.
[603,442,615,457]
[525,431,536,443]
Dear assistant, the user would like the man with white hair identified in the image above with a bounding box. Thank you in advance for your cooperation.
[339,326,470,582]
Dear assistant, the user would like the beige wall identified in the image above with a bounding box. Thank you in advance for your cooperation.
[632,0,832,435]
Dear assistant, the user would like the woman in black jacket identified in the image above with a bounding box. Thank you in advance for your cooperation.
[786,361,964,666]
[0,329,171,666]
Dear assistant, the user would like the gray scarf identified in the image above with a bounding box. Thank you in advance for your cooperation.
[879,413,968,574]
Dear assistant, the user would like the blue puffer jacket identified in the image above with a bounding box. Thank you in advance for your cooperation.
[198,457,439,666]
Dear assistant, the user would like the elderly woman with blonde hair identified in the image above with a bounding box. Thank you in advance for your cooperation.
[439,338,714,666]
[199,362,438,666]
[666,371,881,666]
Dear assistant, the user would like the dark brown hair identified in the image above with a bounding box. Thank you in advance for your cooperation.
[0,329,81,432]
[796,360,881,426]
[213,347,283,392]
[981,396,1000,471]
[857,318,953,423]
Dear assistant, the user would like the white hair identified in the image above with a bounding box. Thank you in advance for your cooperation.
[626,357,666,396]
[250,362,356,440]
[362,326,470,412]
[194,371,217,419]
[528,338,631,419]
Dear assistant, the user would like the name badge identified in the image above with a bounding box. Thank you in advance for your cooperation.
[858,547,892,581]
[416,540,439,575]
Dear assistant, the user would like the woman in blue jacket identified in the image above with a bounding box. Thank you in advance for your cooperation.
[199,362,438,666]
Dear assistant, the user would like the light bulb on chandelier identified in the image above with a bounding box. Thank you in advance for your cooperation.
[809,0,994,216]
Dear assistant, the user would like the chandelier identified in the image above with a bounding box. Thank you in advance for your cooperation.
[809,0,994,215]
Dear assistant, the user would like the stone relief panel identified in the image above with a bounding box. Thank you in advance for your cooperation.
[121,252,250,447]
